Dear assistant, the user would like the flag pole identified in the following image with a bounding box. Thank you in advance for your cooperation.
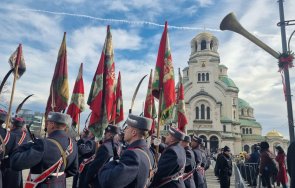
[6,44,22,129]
[78,113,80,135]
[155,88,162,163]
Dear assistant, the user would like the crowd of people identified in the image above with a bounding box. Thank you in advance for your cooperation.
[0,108,294,188]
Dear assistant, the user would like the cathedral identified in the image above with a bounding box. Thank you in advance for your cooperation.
[182,32,288,154]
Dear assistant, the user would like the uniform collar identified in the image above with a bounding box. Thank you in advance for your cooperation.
[48,130,67,138]
[127,139,147,149]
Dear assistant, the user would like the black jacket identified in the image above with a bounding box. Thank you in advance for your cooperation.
[99,139,154,188]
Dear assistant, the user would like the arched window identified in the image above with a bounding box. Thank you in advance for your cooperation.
[249,128,252,134]
[241,109,244,116]
[246,128,249,134]
[201,40,206,50]
[242,128,245,134]
[206,106,210,119]
[202,73,205,81]
[223,125,226,132]
[206,73,209,81]
[196,107,199,119]
[195,42,198,51]
[210,40,214,50]
[198,73,201,81]
[201,104,205,119]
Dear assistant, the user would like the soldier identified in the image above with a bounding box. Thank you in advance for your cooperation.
[181,135,196,188]
[191,135,206,188]
[0,109,17,188]
[200,142,210,188]
[215,146,232,188]
[10,112,78,188]
[73,128,96,188]
[3,117,30,188]
[86,124,120,187]
[149,127,186,188]
[98,114,155,188]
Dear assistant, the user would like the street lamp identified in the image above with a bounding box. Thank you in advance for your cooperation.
[220,0,295,142]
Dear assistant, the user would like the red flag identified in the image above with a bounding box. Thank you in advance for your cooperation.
[144,69,157,135]
[8,44,26,79]
[175,68,188,132]
[114,72,124,124]
[45,32,69,116]
[67,63,85,126]
[152,22,176,124]
[87,26,116,138]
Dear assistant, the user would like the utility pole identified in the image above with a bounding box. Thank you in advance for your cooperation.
[278,0,295,142]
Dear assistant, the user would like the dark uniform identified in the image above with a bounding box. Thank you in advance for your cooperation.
[98,114,154,188]
[191,136,205,188]
[10,112,78,188]
[215,146,232,188]
[149,127,186,188]
[86,125,120,188]
[181,136,196,188]
[0,110,18,188]
[4,117,30,188]
[72,136,96,188]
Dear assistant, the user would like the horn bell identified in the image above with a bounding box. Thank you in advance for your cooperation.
[220,12,279,59]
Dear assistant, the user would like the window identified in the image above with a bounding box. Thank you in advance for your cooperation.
[201,104,205,119]
[206,73,209,81]
[198,73,201,81]
[233,110,236,119]
[249,128,252,134]
[196,107,199,119]
[232,98,236,105]
[195,42,198,51]
[206,107,210,119]
[242,128,245,134]
[223,125,226,132]
[246,128,249,134]
[210,40,214,50]
[202,73,205,81]
[201,40,206,50]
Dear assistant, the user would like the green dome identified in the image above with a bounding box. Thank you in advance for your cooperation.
[219,64,228,69]
[219,75,238,88]
[238,98,251,109]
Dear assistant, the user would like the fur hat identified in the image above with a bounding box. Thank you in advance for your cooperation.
[0,109,7,122]
[105,124,119,134]
[168,127,185,141]
[126,114,152,131]
[47,112,71,125]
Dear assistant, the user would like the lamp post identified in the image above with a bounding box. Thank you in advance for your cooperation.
[278,0,294,142]
[220,1,295,142]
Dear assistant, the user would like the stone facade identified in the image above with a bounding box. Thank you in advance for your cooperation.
[182,32,288,154]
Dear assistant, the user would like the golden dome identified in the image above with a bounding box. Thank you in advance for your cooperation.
[266,130,283,137]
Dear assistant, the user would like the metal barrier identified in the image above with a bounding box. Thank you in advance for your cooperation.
[236,162,261,188]
[234,163,247,188]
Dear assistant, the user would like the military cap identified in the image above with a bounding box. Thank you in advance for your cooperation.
[47,112,71,125]
[168,127,185,141]
[0,109,7,122]
[192,135,203,144]
[126,114,152,131]
[182,135,191,143]
[12,117,25,127]
[105,124,119,134]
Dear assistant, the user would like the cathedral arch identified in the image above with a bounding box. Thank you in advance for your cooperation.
[201,40,206,50]
[209,135,219,153]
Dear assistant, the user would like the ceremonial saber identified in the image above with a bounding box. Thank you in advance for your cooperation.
[0,68,14,96]
[129,74,148,114]
[15,94,34,115]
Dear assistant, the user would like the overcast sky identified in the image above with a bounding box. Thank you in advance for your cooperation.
[0,0,295,138]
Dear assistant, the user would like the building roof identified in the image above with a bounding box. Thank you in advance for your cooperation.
[266,130,283,138]
[238,98,251,109]
[219,64,228,69]
[239,118,262,128]
[219,75,238,89]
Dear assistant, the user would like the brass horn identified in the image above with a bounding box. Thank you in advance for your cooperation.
[220,12,279,59]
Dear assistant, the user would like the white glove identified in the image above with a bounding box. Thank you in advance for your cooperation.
[154,138,161,146]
